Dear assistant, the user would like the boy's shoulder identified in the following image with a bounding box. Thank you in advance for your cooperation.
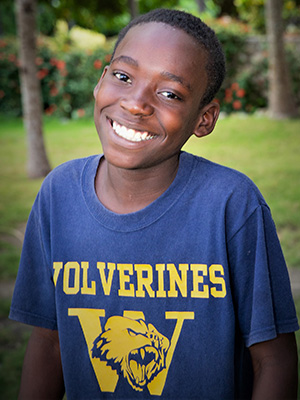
[187,152,261,189]
[42,155,99,186]
[184,152,267,207]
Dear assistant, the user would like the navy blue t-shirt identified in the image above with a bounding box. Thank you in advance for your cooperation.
[10,152,298,399]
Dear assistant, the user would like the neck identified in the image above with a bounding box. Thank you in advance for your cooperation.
[95,155,180,214]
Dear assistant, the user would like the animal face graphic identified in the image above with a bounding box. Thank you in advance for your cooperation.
[91,316,170,391]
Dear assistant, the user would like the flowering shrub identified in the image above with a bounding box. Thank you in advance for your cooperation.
[1,32,300,117]
[219,82,248,113]
[0,38,112,118]
[0,39,22,116]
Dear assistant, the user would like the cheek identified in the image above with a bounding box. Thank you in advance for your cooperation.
[95,82,116,108]
[163,111,196,140]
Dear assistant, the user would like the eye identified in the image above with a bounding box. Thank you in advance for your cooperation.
[127,329,137,337]
[160,91,181,101]
[113,71,132,84]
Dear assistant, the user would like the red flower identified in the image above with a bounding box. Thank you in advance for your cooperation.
[50,58,58,66]
[37,68,49,80]
[225,88,232,103]
[8,54,17,63]
[0,40,7,48]
[94,59,103,69]
[56,60,66,70]
[104,54,112,63]
[0,90,5,99]
[233,100,242,110]
[231,82,239,91]
[45,104,57,115]
[50,86,59,97]
[236,89,245,98]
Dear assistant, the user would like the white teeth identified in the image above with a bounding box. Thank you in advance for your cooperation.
[111,120,154,142]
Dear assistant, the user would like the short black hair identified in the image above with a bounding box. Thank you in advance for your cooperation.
[112,8,226,108]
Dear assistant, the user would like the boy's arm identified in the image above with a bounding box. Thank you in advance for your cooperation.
[249,332,298,400]
[19,326,65,400]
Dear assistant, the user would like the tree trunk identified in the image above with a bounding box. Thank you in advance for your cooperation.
[266,0,298,118]
[196,0,206,13]
[15,0,51,178]
[128,0,139,20]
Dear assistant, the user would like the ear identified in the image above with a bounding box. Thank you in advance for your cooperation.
[193,101,220,138]
[93,66,109,98]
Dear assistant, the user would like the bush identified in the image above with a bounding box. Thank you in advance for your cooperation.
[0,39,22,117]
[1,28,300,118]
[217,44,300,114]
[0,37,112,118]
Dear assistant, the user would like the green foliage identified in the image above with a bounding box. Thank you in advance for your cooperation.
[234,0,300,33]
[0,39,21,117]
[1,18,300,117]
[215,28,247,78]
[234,0,265,32]
[0,34,112,118]
[216,43,300,114]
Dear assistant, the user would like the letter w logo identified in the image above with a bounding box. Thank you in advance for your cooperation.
[69,309,194,395]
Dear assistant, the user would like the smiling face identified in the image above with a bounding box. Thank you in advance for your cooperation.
[94,22,219,171]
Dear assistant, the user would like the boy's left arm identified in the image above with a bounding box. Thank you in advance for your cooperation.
[249,332,298,399]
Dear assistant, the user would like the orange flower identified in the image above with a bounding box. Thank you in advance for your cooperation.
[94,59,103,69]
[231,82,239,91]
[236,89,245,98]
[104,54,112,63]
[233,100,242,110]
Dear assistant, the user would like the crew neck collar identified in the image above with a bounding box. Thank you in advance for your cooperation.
[81,151,195,232]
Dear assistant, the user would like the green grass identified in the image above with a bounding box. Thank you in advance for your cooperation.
[0,114,300,399]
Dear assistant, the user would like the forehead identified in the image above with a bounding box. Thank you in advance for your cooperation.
[114,22,207,87]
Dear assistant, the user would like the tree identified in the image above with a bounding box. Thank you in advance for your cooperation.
[16,0,51,178]
[266,0,298,118]
[128,0,139,19]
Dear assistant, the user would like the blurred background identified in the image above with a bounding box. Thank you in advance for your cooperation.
[0,0,300,398]
[1,0,300,121]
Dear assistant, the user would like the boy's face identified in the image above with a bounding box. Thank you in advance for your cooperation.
[94,22,217,171]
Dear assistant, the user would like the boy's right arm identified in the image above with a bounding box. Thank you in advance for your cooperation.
[19,326,65,400]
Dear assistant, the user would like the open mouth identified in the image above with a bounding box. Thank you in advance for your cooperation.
[110,119,155,142]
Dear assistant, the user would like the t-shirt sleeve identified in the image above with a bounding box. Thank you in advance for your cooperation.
[228,204,299,347]
[9,191,57,330]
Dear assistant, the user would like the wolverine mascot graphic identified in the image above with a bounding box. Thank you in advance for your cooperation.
[92,316,170,391]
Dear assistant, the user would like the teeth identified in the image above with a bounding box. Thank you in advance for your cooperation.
[112,120,154,142]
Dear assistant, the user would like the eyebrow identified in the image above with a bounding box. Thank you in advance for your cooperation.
[112,55,192,92]
[111,55,138,67]
[160,71,192,92]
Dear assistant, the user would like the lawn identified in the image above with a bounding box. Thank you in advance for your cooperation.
[0,114,300,398]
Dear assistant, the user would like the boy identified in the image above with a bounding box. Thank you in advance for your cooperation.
[10,8,298,399]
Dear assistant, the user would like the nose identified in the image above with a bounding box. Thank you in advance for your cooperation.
[120,85,154,117]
